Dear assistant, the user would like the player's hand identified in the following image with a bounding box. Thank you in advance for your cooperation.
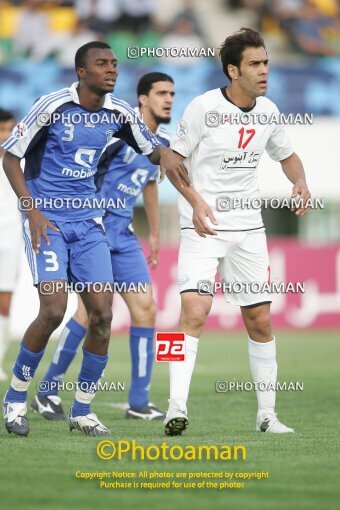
[192,200,218,237]
[160,148,191,188]
[26,208,60,253]
[147,234,160,269]
[291,180,311,216]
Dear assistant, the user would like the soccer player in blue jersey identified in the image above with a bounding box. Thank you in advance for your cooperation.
[32,72,174,422]
[1,42,186,437]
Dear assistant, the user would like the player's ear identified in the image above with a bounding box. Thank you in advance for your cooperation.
[228,64,239,80]
[76,67,86,79]
[138,94,148,107]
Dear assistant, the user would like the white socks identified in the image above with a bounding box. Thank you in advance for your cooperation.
[168,334,277,416]
[248,336,277,416]
[0,316,10,369]
[169,335,199,408]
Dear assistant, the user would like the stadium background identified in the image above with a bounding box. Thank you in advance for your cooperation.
[1,0,339,335]
[0,2,340,510]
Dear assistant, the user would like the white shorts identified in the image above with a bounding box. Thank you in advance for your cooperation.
[178,229,271,307]
[0,222,22,292]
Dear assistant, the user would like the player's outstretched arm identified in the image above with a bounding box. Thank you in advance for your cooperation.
[143,181,160,269]
[280,152,311,216]
[2,151,60,252]
[149,146,191,187]
[160,152,218,238]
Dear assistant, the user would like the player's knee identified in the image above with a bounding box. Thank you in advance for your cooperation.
[129,294,157,326]
[139,299,157,324]
[88,307,113,335]
[245,308,272,337]
[39,304,66,330]
[181,301,209,330]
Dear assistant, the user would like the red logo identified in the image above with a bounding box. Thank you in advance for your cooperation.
[156,332,186,362]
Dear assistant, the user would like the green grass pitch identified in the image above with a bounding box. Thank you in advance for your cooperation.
[0,331,339,510]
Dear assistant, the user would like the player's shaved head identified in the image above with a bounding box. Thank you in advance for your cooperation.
[75,41,112,70]
[219,28,266,81]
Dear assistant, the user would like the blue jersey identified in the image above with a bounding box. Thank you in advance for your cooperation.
[2,83,159,221]
[95,123,170,221]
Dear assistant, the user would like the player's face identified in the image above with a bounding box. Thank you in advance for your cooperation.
[0,119,15,156]
[79,48,118,95]
[237,46,269,99]
[141,81,175,124]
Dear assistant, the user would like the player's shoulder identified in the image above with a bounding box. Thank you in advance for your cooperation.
[189,88,221,106]
[31,86,73,112]
[256,96,280,113]
[107,94,136,116]
[186,88,226,113]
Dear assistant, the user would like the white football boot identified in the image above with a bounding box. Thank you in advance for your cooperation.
[164,399,189,436]
[256,411,294,433]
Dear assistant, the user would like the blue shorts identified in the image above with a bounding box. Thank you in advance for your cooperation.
[23,217,113,285]
[103,215,151,286]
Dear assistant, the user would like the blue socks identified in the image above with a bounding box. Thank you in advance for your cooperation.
[5,343,45,403]
[72,348,108,417]
[128,326,155,409]
[39,318,86,397]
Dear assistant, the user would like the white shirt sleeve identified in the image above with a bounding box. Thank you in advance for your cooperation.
[265,106,293,162]
[171,95,204,158]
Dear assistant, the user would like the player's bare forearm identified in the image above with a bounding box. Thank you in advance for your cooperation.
[143,181,160,268]
[147,144,165,165]
[280,152,311,216]
[280,152,306,185]
[166,174,218,237]
[150,146,191,187]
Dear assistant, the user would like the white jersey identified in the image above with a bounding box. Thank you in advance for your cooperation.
[0,156,21,228]
[171,88,293,231]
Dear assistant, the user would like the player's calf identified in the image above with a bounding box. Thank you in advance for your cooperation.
[242,304,294,433]
[122,290,163,419]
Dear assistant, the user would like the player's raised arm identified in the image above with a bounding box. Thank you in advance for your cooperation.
[280,152,311,216]
[110,100,191,187]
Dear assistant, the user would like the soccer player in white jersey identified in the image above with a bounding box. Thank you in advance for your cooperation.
[0,109,22,381]
[163,28,311,435]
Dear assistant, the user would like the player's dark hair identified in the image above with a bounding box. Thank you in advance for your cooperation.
[75,41,112,69]
[137,72,174,106]
[0,108,14,122]
[219,28,266,81]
